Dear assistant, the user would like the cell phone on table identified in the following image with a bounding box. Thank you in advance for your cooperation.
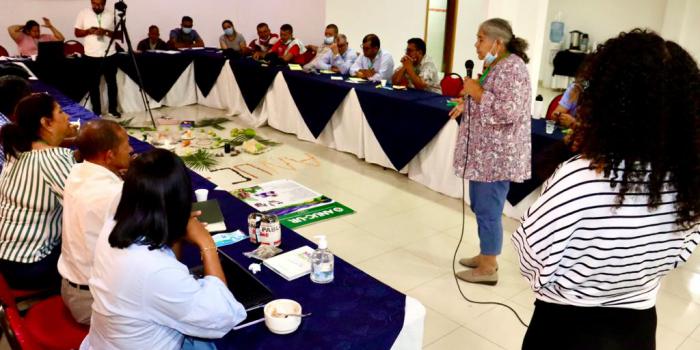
[232,304,266,330]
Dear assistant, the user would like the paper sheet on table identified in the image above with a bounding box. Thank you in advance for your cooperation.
[331,76,343,81]
[320,70,335,74]
[348,77,367,83]
[288,64,303,71]
[152,50,181,55]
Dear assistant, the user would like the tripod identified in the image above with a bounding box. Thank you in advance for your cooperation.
[98,1,156,129]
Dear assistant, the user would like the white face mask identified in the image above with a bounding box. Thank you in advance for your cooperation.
[323,36,334,45]
[484,41,498,65]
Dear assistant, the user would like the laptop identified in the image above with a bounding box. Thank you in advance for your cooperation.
[190,250,274,329]
[37,41,65,62]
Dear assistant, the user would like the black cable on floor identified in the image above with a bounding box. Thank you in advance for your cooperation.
[452,96,529,328]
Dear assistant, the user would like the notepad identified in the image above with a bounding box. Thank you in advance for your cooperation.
[348,77,367,83]
[192,200,227,232]
[263,246,314,281]
[288,64,303,71]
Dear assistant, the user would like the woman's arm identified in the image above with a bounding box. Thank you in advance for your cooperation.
[8,25,23,42]
[42,18,64,41]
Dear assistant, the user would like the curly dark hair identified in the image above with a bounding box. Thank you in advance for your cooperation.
[573,29,700,227]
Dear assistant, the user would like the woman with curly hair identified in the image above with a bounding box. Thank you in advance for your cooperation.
[514,29,700,349]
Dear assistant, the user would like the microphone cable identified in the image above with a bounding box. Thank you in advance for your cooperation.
[451,93,530,328]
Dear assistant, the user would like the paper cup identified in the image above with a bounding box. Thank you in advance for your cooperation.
[380,79,387,87]
[194,189,209,202]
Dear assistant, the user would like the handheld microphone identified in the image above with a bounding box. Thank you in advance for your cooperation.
[465,60,474,79]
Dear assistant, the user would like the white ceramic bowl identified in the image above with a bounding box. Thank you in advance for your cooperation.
[264,299,302,335]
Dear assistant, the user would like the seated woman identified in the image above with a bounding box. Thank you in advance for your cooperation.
[219,20,247,54]
[515,30,700,350]
[7,18,64,56]
[0,93,75,290]
[83,149,246,349]
[551,80,584,129]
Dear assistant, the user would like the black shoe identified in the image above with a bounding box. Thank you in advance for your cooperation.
[109,110,122,118]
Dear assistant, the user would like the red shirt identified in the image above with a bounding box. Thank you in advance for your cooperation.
[269,40,305,64]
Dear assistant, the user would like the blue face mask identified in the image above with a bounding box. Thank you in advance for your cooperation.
[182,27,192,35]
[224,28,234,36]
[483,41,498,65]
[324,36,334,45]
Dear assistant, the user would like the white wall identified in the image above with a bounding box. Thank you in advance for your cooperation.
[325,0,427,68]
[538,0,668,83]
[0,0,326,55]
[662,0,700,61]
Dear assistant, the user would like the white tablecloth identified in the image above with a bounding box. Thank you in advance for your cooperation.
[111,63,539,219]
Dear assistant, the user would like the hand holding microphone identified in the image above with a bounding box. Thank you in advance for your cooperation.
[461,59,484,102]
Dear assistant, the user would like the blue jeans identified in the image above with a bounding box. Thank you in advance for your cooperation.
[469,180,510,256]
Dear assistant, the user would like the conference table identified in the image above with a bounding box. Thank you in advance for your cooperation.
[31,79,425,349]
[20,48,567,219]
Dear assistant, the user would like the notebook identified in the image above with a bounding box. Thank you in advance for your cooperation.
[263,245,314,281]
[191,200,226,232]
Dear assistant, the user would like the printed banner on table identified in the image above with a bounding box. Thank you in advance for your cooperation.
[232,179,354,228]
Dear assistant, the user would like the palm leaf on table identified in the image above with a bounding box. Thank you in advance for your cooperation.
[180,149,219,171]
[194,118,231,130]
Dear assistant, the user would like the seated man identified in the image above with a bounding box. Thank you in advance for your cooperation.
[249,22,279,60]
[58,120,132,325]
[168,16,204,49]
[136,25,169,51]
[392,38,440,93]
[349,34,394,82]
[267,24,309,65]
[313,34,356,75]
[303,24,338,70]
[8,18,64,56]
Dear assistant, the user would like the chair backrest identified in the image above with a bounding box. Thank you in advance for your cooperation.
[0,45,9,57]
[546,93,564,120]
[64,40,85,56]
[0,305,39,350]
[440,73,464,97]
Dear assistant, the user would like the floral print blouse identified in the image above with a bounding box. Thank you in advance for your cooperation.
[453,54,531,183]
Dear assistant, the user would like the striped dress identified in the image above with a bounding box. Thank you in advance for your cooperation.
[0,148,75,263]
[513,156,700,310]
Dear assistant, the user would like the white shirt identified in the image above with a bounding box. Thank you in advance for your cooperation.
[314,48,357,75]
[58,161,122,285]
[74,8,117,57]
[349,49,395,82]
[81,220,246,350]
[513,156,700,309]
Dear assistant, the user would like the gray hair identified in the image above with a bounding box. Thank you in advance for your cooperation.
[337,34,348,44]
[480,18,513,44]
[479,18,530,63]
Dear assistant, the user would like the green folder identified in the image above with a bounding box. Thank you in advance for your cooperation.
[191,200,227,232]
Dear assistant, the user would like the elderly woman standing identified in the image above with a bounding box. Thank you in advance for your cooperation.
[450,18,531,285]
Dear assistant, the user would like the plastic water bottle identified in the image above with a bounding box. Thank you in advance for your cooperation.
[310,235,334,284]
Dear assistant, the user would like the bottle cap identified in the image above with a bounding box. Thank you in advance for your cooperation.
[314,235,328,249]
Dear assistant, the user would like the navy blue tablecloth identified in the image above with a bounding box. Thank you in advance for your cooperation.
[230,59,281,112]
[282,71,353,138]
[117,52,194,101]
[506,119,571,204]
[41,80,408,350]
[354,84,451,170]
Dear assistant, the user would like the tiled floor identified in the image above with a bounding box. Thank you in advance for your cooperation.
[111,105,700,349]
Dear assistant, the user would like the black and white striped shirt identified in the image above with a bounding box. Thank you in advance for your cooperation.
[0,148,74,263]
[513,156,700,309]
